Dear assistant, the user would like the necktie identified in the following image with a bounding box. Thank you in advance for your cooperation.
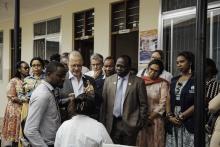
[113,77,124,117]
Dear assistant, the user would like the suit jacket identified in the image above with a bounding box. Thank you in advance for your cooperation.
[60,72,99,120]
[101,74,148,133]
[61,72,96,98]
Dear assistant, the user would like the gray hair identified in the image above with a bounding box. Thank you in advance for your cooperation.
[69,51,83,62]
[90,53,103,63]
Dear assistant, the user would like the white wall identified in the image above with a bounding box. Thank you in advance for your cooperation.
[0,0,160,117]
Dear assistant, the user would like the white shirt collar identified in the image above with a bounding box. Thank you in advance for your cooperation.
[69,71,83,80]
[117,73,130,80]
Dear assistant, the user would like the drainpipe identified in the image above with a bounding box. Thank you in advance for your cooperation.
[13,0,20,76]
[195,0,207,146]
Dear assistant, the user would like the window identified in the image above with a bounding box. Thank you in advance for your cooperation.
[0,31,3,80]
[111,0,139,33]
[162,0,220,12]
[74,9,94,68]
[212,9,220,79]
[33,18,61,60]
[161,3,220,79]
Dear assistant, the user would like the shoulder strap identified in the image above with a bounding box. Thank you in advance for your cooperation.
[141,68,147,77]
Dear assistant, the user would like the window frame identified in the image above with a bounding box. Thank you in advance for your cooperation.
[33,17,61,60]
[159,1,220,73]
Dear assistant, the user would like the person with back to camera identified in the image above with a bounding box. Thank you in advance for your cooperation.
[54,93,112,147]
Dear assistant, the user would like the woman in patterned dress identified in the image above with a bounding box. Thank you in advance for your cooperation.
[1,61,29,147]
[166,51,195,147]
[18,57,45,146]
[136,59,169,147]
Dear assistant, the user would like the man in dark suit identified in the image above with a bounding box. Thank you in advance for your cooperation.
[60,51,96,121]
[101,55,148,145]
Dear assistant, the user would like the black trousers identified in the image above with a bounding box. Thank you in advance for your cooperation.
[110,117,138,146]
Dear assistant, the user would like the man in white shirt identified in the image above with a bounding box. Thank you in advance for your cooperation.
[137,50,173,83]
[55,93,112,147]
[61,51,96,120]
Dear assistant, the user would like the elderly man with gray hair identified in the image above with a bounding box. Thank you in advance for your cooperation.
[84,53,105,121]
[85,53,104,79]
[60,51,97,121]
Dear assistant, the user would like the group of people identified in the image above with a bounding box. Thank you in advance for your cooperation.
[1,50,220,147]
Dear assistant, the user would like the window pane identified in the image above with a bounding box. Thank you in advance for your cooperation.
[47,18,61,34]
[163,14,210,75]
[46,40,59,60]
[163,20,171,71]
[34,39,45,59]
[162,0,220,12]
[212,10,220,79]
[34,22,46,36]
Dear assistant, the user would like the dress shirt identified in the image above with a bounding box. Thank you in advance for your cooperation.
[55,115,113,147]
[24,80,61,147]
[68,71,84,97]
[113,74,129,117]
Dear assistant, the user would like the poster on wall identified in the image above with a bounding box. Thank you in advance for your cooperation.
[139,29,158,64]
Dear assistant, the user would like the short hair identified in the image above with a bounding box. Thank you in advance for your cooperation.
[30,57,45,68]
[148,59,164,76]
[69,51,83,63]
[45,61,65,76]
[177,51,195,72]
[90,53,103,63]
[14,61,29,79]
[206,58,218,76]
[61,52,69,58]
[43,60,49,67]
[152,50,164,60]
[117,55,132,67]
[50,53,61,62]
[75,93,95,116]
[104,56,114,62]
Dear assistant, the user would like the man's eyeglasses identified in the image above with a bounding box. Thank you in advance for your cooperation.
[91,63,102,67]
[70,64,82,68]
